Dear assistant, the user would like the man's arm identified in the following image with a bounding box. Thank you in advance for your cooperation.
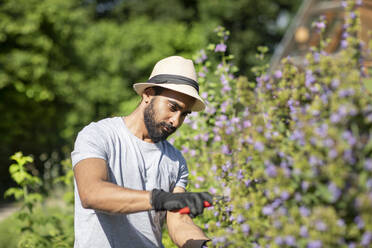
[166,187,210,248]
[74,158,152,214]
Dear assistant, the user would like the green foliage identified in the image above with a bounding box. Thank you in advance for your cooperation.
[3,152,74,248]
[0,214,19,248]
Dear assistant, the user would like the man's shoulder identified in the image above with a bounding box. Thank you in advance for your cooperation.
[162,140,185,161]
[83,116,121,130]
[77,117,122,139]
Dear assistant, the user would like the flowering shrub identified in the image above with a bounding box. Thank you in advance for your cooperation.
[173,1,372,247]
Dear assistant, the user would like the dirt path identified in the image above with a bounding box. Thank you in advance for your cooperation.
[0,203,19,222]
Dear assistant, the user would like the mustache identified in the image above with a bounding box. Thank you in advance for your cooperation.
[160,122,176,134]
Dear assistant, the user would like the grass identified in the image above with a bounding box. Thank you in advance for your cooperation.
[0,213,20,248]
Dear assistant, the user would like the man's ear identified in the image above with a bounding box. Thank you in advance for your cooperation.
[142,87,155,104]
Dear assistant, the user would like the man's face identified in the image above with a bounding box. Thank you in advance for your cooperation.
[143,89,194,143]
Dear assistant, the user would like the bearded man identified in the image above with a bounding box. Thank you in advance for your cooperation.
[71,56,213,248]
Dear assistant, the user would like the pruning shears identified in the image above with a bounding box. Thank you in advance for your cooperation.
[176,195,227,214]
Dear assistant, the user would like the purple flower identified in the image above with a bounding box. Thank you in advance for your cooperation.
[274,70,282,79]
[237,215,245,224]
[215,120,224,128]
[204,223,209,230]
[222,145,231,155]
[328,149,338,159]
[265,165,277,177]
[331,78,340,88]
[241,224,250,234]
[315,22,326,31]
[331,113,341,123]
[254,141,265,152]
[236,169,244,180]
[190,149,196,156]
[348,243,356,248]
[361,232,372,246]
[281,191,290,200]
[354,216,365,229]
[344,149,355,164]
[196,176,204,182]
[341,1,347,8]
[328,183,341,202]
[366,179,372,190]
[324,138,334,148]
[290,129,305,145]
[300,225,308,237]
[315,124,328,138]
[364,159,372,171]
[209,187,217,194]
[315,221,327,231]
[243,120,251,128]
[195,49,207,64]
[295,193,302,202]
[341,40,348,49]
[272,199,282,208]
[356,0,363,6]
[215,43,227,52]
[225,126,234,135]
[342,131,356,146]
[182,146,189,154]
[337,219,345,227]
[262,205,274,215]
[299,206,310,217]
[275,237,284,245]
[302,181,310,191]
[198,72,206,78]
[308,240,322,248]
[285,236,296,246]
[309,156,321,167]
[306,70,316,86]
[350,12,356,19]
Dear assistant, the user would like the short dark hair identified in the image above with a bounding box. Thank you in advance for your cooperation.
[151,86,165,96]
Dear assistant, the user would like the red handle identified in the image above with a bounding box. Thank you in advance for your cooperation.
[177,201,212,214]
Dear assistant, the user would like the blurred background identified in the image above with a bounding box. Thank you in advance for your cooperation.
[1,0,372,205]
[0,0,303,201]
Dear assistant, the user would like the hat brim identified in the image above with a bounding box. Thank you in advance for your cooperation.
[133,82,206,112]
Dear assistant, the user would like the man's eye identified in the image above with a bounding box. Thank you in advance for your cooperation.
[170,105,177,111]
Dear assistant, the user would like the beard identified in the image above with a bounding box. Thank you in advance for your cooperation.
[144,98,176,143]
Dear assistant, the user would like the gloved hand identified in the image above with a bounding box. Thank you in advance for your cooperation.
[150,189,213,218]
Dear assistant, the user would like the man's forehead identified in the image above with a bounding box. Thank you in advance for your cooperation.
[159,88,195,110]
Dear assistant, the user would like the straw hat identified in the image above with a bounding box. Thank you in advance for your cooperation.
[133,56,206,111]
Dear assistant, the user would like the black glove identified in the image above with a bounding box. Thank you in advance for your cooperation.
[150,189,213,218]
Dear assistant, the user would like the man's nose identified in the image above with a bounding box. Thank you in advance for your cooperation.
[169,112,182,128]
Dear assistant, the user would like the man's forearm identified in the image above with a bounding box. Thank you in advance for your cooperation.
[79,181,152,214]
[167,211,209,248]
[74,158,152,214]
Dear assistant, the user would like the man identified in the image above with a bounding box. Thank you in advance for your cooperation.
[71,56,213,248]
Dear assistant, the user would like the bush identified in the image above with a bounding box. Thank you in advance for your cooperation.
[4,152,74,248]
[174,1,372,247]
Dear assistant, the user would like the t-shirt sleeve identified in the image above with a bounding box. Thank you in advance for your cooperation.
[175,154,189,189]
[71,122,108,167]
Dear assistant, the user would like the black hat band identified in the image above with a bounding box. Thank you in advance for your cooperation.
[147,74,199,93]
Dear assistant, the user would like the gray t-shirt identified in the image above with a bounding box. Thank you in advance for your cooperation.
[71,117,188,248]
